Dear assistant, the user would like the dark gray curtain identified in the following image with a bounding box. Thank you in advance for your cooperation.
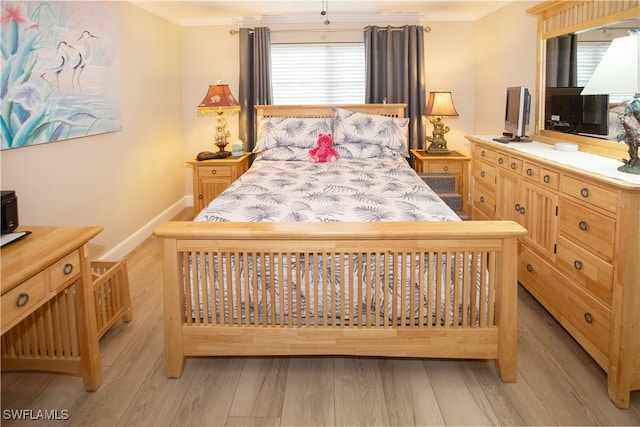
[546,34,578,87]
[238,27,272,152]
[364,25,426,149]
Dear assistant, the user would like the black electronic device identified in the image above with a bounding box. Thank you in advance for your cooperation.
[1,190,18,234]
[544,87,609,136]
[196,151,230,161]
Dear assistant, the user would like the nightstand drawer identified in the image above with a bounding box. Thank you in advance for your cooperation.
[1,272,47,334]
[198,166,232,178]
[561,175,618,214]
[425,162,463,174]
[559,198,615,261]
[49,250,81,292]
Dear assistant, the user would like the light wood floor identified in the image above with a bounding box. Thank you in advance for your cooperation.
[2,209,639,426]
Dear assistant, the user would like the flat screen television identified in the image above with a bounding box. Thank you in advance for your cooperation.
[544,87,609,136]
[500,86,531,142]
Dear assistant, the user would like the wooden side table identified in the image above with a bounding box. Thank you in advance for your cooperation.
[188,153,251,215]
[411,149,471,215]
[1,226,104,391]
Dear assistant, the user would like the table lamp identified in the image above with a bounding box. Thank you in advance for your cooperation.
[197,82,241,154]
[425,91,459,154]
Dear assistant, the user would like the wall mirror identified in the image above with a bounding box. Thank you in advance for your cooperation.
[529,1,640,159]
[544,18,639,142]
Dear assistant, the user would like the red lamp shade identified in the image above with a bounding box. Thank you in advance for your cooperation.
[197,84,240,116]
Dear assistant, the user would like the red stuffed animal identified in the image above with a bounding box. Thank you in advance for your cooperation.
[309,133,339,163]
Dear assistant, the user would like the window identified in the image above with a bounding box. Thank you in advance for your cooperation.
[270,43,365,105]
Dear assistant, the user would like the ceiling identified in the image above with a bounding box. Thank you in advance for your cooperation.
[131,1,514,26]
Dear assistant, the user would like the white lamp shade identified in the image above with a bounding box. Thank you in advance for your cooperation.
[581,32,640,95]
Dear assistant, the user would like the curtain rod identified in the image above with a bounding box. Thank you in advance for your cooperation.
[229,26,431,35]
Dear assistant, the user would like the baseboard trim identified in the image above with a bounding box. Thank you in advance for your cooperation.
[98,196,191,260]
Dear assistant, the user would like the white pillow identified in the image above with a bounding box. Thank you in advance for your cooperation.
[332,107,409,157]
[254,117,333,152]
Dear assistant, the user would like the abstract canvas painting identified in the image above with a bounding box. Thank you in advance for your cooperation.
[1,1,122,150]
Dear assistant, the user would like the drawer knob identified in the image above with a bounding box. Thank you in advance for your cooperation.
[481,150,486,157]
[498,158,504,165]
[519,206,526,214]
[480,171,485,178]
[480,196,485,203]
[515,203,521,211]
[526,264,533,272]
[444,166,449,172]
[211,169,217,175]
[510,162,517,170]
[578,221,588,231]
[526,168,533,176]
[580,188,589,198]
[16,292,29,308]
[574,260,583,270]
[543,175,550,184]
[584,312,593,324]
[63,263,74,275]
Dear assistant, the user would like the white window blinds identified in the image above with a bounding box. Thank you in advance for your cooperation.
[271,43,365,105]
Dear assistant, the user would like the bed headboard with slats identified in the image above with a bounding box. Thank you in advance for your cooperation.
[255,104,406,120]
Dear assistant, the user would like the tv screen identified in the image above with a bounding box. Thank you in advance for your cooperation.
[544,87,609,136]
[504,86,531,140]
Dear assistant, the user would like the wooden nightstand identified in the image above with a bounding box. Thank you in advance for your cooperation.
[188,153,251,215]
[410,149,471,215]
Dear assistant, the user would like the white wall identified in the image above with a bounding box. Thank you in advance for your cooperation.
[0,1,185,259]
[474,1,538,136]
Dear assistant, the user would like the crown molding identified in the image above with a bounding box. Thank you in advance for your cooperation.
[130,2,478,27]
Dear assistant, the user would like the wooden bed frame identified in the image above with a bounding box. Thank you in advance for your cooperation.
[153,104,527,381]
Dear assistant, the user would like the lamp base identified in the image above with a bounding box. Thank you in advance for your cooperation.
[425,116,451,154]
[214,111,231,154]
[426,143,450,154]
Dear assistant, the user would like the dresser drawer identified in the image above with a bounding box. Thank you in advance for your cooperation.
[523,162,559,190]
[472,183,495,219]
[561,279,611,364]
[425,161,463,174]
[556,235,613,306]
[49,250,81,292]
[559,198,615,261]
[496,153,523,174]
[473,145,496,163]
[472,160,496,191]
[1,272,47,334]
[198,165,232,178]
[561,175,618,214]
[519,245,610,366]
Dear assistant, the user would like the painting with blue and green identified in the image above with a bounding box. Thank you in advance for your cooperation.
[1,1,122,150]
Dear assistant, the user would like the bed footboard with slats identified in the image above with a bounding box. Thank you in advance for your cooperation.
[154,220,526,381]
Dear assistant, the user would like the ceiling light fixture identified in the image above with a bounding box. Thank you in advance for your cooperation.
[321,0,330,25]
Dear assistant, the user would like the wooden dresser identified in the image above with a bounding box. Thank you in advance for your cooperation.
[1,226,104,391]
[188,153,250,215]
[467,135,640,408]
